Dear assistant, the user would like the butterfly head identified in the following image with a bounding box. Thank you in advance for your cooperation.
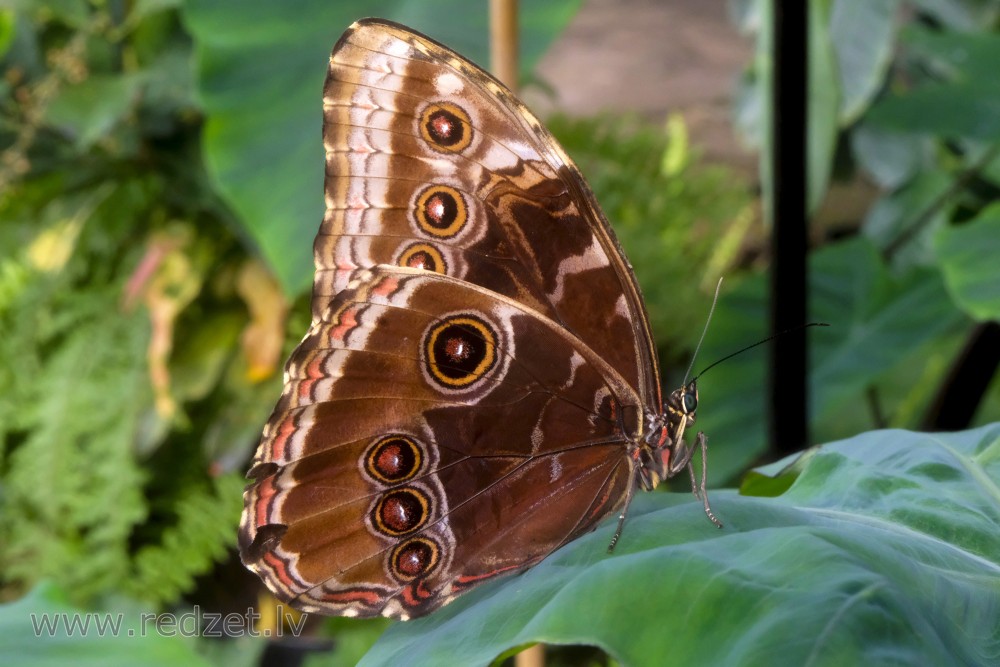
[638,379,699,488]
[665,378,698,443]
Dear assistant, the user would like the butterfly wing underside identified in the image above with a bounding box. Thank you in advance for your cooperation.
[239,19,662,619]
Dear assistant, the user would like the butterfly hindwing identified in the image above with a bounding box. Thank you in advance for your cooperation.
[239,266,636,618]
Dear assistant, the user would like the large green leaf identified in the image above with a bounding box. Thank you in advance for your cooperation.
[829,0,899,123]
[733,0,841,216]
[183,0,582,294]
[867,82,1000,141]
[862,167,953,268]
[909,0,999,30]
[849,123,932,189]
[807,0,841,214]
[360,424,1000,666]
[807,237,965,416]
[867,27,1000,141]
[44,74,144,148]
[902,25,1000,82]
[935,202,1000,321]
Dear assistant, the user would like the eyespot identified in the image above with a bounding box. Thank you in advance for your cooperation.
[365,435,423,484]
[418,102,473,152]
[414,185,469,238]
[422,314,497,389]
[372,487,430,536]
[414,185,468,238]
[390,537,440,581]
[398,243,447,274]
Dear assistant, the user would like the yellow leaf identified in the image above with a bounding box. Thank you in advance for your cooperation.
[236,259,288,382]
[26,218,84,272]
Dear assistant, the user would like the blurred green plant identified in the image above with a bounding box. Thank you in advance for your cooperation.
[0,1,285,611]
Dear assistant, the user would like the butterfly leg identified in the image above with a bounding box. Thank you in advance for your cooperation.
[692,432,722,528]
[607,462,642,553]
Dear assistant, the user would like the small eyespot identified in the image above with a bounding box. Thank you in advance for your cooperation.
[398,243,447,274]
[390,537,440,581]
[414,185,468,238]
[365,435,423,484]
[372,487,430,536]
[418,102,473,152]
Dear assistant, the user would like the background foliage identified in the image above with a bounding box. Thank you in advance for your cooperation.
[0,0,998,665]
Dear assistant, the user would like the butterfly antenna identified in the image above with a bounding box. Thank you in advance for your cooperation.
[693,322,830,381]
[683,277,724,384]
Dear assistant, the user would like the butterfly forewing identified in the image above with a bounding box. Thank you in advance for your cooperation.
[317,19,660,400]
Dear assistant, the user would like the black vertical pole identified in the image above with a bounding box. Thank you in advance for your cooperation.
[769,1,810,455]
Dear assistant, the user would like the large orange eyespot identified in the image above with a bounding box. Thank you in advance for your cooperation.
[423,314,497,389]
[390,537,440,581]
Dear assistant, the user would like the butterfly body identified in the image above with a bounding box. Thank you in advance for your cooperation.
[239,18,713,620]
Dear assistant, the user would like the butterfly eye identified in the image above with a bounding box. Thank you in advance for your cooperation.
[683,393,698,414]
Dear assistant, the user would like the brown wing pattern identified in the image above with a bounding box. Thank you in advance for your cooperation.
[240,18,665,620]
[240,267,636,618]
[317,19,660,403]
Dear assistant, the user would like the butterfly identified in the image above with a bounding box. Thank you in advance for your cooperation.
[238,18,719,621]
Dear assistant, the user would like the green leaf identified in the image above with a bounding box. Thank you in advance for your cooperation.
[829,0,899,123]
[808,238,965,418]
[861,167,953,267]
[131,0,183,25]
[184,0,582,294]
[908,0,995,30]
[747,0,840,217]
[126,473,246,604]
[865,27,1000,141]
[902,25,1000,83]
[935,202,1000,321]
[360,425,1000,666]
[849,123,931,189]
[1,257,152,603]
[0,9,15,59]
[304,618,392,667]
[44,74,144,148]
[807,0,841,213]
[0,583,211,667]
[867,82,1000,141]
